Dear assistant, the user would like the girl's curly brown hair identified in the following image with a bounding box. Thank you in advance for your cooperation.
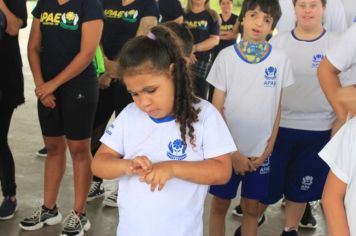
[118,25,201,147]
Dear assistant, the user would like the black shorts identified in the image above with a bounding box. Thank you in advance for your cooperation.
[93,80,132,128]
[38,82,99,140]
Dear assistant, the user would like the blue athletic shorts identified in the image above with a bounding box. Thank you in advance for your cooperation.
[209,158,270,200]
[260,127,331,204]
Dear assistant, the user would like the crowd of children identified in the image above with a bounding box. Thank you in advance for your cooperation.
[0,0,355,236]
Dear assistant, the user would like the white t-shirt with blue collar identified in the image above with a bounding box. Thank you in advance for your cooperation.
[100,99,236,236]
[207,44,294,157]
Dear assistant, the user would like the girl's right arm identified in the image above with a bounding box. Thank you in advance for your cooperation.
[92,144,152,179]
[28,18,44,88]
[322,171,350,236]
[28,18,56,108]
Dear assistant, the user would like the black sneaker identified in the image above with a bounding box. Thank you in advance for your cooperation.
[0,197,17,220]
[281,229,298,236]
[19,205,62,230]
[61,210,91,236]
[87,181,105,202]
[36,147,47,157]
[234,214,266,236]
[232,204,243,217]
[299,202,317,229]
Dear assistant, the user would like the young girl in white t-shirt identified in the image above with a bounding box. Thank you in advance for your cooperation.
[91,25,237,236]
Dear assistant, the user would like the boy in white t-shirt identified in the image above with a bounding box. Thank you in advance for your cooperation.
[207,0,294,235]
[320,86,356,236]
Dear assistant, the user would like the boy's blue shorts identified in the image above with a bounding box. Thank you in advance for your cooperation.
[260,127,331,204]
[209,158,270,200]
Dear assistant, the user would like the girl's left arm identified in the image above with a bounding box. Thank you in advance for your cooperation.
[36,19,103,100]
[322,171,350,236]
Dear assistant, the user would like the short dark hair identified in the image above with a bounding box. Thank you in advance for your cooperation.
[118,27,200,147]
[238,0,281,33]
[293,0,327,7]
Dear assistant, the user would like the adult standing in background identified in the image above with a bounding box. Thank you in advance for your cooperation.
[215,0,238,57]
[158,0,184,23]
[0,0,27,220]
[184,0,220,101]
[19,0,103,235]
[86,0,159,207]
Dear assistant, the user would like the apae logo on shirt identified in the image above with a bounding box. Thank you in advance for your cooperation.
[264,66,277,87]
[60,12,79,30]
[220,24,233,31]
[167,139,187,160]
[105,124,115,136]
[311,54,324,68]
[185,20,208,31]
[353,16,356,23]
[301,175,313,191]
[104,9,138,23]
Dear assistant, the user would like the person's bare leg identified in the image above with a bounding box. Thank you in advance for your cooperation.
[258,202,268,218]
[67,138,92,213]
[285,200,306,230]
[241,197,259,236]
[209,196,231,236]
[43,136,67,209]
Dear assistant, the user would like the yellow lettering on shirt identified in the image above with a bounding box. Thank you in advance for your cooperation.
[104,9,125,19]
[40,12,62,26]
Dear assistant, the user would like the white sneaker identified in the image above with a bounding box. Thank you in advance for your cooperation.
[103,191,118,208]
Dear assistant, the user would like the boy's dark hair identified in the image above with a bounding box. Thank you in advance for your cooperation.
[154,22,194,56]
[118,27,200,147]
[238,0,281,35]
[293,0,326,7]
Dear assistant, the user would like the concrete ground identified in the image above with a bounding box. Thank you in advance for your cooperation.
[0,16,329,236]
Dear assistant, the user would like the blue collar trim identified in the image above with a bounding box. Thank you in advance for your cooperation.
[291,29,326,42]
[149,115,175,123]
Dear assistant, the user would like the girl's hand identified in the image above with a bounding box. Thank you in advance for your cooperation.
[104,58,119,79]
[128,156,152,176]
[250,156,266,170]
[40,93,56,109]
[231,152,255,176]
[142,162,175,192]
[35,80,58,100]
[189,53,197,65]
[98,73,112,89]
